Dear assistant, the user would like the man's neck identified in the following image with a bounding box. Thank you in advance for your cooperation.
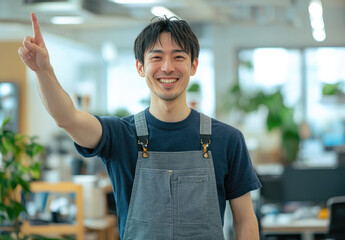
[149,97,191,123]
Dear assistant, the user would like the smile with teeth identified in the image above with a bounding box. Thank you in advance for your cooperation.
[159,78,177,83]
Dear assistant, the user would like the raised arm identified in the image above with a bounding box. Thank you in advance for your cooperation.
[18,12,102,149]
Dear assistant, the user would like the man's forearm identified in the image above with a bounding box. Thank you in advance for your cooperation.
[35,66,102,148]
[233,218,260,240]
[35,66,78,128]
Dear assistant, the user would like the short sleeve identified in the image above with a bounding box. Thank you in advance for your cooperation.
[74,115,112,159]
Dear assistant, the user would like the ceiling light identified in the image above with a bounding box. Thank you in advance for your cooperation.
[109,0,164,4]
[308,0,326,42]
[308,0,323,17]
[51,16,84,25]
[312,29,326,42]
[151,6,180,19]
[311,19,324,30]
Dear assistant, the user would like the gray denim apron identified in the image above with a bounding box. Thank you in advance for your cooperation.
[123,111,225,240]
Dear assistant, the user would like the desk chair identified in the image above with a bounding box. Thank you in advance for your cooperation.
[21,181,85,240]
[327,196,345,240]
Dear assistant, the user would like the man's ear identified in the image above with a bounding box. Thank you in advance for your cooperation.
[136,60,145,77]
[190,57,199,76]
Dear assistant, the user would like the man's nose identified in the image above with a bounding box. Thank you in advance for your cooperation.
[161,58,175,72]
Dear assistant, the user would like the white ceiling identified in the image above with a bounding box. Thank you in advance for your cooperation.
[0,0,319,27]
[1,0,345,48]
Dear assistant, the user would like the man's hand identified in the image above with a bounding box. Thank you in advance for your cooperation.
[18,12,50,72]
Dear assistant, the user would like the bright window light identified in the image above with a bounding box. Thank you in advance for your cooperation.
[102,41,118,62]
[151,6,180,19]
[253,48,289,86]
[0,83,12,96]
[51,16,84,25]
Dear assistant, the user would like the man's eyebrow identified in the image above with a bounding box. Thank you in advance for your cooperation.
[172,49,187,54]
[147,49,187,54]
[148,49,163,54]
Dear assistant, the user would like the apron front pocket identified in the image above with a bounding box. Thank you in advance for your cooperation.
[177,175,210,224]
[130,168,172,224]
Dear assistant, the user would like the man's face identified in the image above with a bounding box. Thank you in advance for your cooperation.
[136,32,198,103]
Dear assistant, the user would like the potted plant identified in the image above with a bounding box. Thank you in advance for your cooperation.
[224,83,300,163]
[187,81,201,110]
[0,117,44,240]
[322,81,345,104]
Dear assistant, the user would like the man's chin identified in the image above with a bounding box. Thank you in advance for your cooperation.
[157,93,182,102]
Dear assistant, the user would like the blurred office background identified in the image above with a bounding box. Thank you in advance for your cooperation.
[1,0,345,239]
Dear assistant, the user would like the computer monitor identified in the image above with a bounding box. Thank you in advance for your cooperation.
[258,174,284,203]
[283,166,345,203]
[259,166,345,204]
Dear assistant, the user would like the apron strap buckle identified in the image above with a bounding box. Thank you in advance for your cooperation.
[138,138,149,158]
[201,136,211,158]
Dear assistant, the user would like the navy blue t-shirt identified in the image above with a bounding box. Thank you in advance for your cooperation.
[75,108,261,239]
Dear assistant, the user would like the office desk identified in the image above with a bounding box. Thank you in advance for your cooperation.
[262,217,329,240]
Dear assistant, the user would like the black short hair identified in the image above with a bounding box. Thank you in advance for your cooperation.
[134,16,200,65]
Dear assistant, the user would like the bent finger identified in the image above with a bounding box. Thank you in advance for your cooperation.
[24,35,35,43]
[22,36,35,54]
[23,40,43,55]
[18,47,32,61]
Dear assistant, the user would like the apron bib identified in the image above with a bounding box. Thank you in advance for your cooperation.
[123,111,225,240]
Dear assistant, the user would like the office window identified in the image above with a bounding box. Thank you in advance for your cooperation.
[238,48,302,113]
[305,47,345,146]
[0,82,18,132]
[237,47,345,162]
[107,50,149,115]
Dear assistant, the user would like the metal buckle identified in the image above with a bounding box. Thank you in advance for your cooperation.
[201,139,211,158]
[138,139,149,158]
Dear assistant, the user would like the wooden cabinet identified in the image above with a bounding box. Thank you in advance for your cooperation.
[0,41,27,134]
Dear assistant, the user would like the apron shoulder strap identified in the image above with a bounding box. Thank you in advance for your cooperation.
[134,110,149,149]
[200,113,212,136]
[134,110,149,137]
[200,113,212,145]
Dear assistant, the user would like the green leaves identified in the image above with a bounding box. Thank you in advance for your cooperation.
[225,83,300,162]
[29,162,41,180]
[0,118,44,239]
[0,116,11,130]
[187,82,201,93]
[25,140,44,159]
[322,82,344,96]
[6,201,27,221]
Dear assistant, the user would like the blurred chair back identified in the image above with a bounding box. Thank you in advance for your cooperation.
[327,196,345,240]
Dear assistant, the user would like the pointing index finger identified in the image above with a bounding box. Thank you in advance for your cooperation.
[31,12,44,45]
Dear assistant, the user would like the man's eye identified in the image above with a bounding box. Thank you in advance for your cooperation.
[152,56,161,60]
[175,56,185,60]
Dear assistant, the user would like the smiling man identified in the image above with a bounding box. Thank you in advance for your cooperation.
[18,13,261,240]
